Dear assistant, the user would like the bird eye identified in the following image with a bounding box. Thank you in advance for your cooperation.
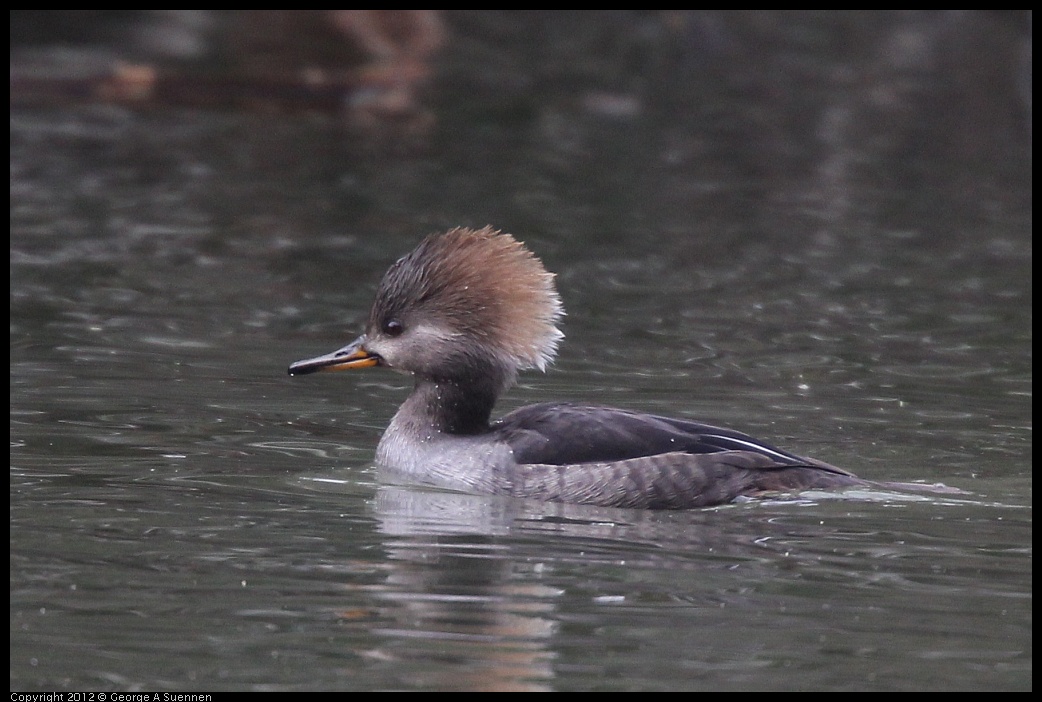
[382,319,404,337]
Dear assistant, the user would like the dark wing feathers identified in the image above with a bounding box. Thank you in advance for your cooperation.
[491,403,864,508]
[494,402,847,472]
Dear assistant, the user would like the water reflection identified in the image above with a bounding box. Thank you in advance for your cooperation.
[356,480,1026,690]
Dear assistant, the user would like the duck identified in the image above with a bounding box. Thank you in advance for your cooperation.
[289,226,876,509]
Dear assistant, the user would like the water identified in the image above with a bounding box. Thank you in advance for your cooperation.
[11,12,1031,691]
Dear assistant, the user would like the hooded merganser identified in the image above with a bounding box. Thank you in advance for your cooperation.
[289,226,871,509]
